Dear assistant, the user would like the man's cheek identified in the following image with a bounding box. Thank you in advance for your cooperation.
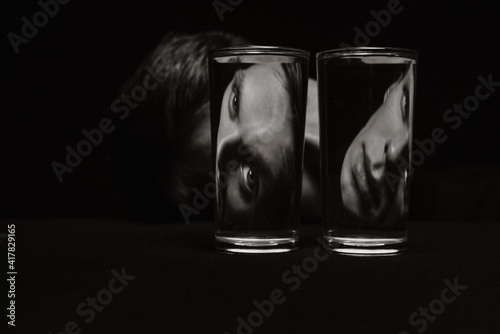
[225,176,245,212]
[340,146,362,214]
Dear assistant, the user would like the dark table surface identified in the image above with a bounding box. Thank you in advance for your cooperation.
[3,220,500,334]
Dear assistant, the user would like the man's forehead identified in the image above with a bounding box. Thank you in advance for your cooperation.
[240,66,290,118]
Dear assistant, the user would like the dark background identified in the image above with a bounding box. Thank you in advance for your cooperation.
[2,0,500,220]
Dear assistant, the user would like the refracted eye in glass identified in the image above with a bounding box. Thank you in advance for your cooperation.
[229,72,243,121]
[240,163,258,198]
[401,85,409,122]
[232,91,239,115]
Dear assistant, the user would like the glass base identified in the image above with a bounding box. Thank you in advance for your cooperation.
[323,230,407,256]
[215,231,298,254]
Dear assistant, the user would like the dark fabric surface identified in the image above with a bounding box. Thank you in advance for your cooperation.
[5,220,500,334]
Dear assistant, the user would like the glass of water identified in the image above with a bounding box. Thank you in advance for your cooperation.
[209,46,309,253]
[317,47,417,256]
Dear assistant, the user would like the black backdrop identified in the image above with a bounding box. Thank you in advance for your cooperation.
[2,0,500,220]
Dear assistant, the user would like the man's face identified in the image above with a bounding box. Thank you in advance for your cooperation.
[341,68,414,223]
[216,63,295,226]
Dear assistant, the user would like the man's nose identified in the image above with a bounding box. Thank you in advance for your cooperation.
[363,134,388,183]
[386,129,409,163]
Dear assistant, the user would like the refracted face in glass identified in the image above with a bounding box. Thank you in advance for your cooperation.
[341,67,414,224]
[216,63,296,227]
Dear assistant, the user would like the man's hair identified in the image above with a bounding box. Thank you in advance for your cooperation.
[111,31,249,221]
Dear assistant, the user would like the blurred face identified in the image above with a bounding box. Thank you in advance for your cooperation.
[340,68,414,223]
[216,63,295,226]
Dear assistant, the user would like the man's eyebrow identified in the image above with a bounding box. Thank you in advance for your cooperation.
[228,69,244,121]
[242,142,277,184]
[217,135,273,181]
[233,69,244,96]
[396,66,412,85]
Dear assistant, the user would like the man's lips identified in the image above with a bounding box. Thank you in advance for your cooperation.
[350,147,394,220]
[352,159,374,206]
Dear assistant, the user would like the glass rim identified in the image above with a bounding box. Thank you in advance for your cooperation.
[209,45,309,60]
[316,47,418,61]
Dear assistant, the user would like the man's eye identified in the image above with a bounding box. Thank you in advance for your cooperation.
[232,90,239,114]
[241,164,258,194]
[401,87,409,121]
